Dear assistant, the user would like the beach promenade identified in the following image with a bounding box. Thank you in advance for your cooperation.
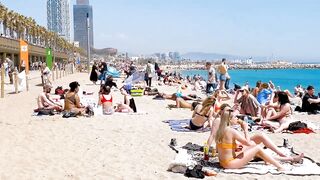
[0,72,319,179]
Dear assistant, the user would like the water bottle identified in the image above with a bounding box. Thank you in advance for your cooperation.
[203,142,209,161]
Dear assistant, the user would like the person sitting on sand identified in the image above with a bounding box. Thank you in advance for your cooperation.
[115,87,137,113]
[294,84,304,97]
[261,91,294,133]
[98,85,114,115]
[37,84,62,112]
[234,86,261,118]
[64,81,87,115]
[211,90,231,113]
[301,85,320,114]
[188,97,215,130]
[105,75,118,89]
[252,80,262,97]
[256,83,273,105]
[207,104,298,157]
[215,105,304,171]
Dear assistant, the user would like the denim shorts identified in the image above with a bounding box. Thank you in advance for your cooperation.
[219,74,227,81]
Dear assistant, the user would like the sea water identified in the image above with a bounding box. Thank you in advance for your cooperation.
[181,69,320,92]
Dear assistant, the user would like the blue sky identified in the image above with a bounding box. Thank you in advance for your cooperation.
[1,0,320,60]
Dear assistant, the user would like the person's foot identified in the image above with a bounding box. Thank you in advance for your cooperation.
[292,153,304,163]
[277,167,287,172]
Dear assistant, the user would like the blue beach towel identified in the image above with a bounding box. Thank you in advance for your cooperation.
[163,119,210,132]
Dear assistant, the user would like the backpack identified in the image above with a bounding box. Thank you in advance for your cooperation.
[146,64,152,75]
[288,121,307,131]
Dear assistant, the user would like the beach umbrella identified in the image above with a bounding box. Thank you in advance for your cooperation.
[124,71,145,85]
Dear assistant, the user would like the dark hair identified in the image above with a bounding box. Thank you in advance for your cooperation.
[222,58,226,62]
[277,91,290,105]
[69,81,80,92]
[307,85,314,91]
[101,85,111,95]
[206,62,211,66]
[191,102,200,111]
[256,80,262,88]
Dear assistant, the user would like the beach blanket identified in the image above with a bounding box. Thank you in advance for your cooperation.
[169,146,320,176]
[93,106,147,116]
[221,147,320,175]
[163,119,210,132]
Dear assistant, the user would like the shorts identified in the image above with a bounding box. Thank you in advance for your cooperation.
[219,74,227,81]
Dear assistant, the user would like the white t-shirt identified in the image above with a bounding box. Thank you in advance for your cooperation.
[43,67,51,76]
[207,67,216,83]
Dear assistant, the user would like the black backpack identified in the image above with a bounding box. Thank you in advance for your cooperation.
[288,121,307,131]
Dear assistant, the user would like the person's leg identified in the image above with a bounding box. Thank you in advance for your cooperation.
[273,120,291,133]
[225,78,230,89]
[274,153,304,163]
[149,77,152,87]
[250,133,286,157]
[226,145,284,170]
[263,120,280,129]
[206,83,212,93]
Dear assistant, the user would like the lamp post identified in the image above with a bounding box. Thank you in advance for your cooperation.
[87,13,90,74]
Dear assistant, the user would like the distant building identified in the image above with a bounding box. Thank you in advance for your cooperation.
[168,51,180,60]
[73,0,94,53]
[161,53,167,60]
[47,0,71,41]
[173,52,181,60]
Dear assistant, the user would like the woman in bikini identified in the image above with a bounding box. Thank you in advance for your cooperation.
[189,97,215,130]
[64,81,86,115]
[211,90,231,113]
[215,105,303,171]
[98,85,114,115]
[262,91,294,133]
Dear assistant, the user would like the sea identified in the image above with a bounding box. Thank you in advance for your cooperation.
[181,69,320,92]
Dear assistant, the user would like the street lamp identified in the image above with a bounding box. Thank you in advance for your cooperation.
[86,13,90,73]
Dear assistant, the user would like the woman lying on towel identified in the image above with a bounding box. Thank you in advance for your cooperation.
[215,105,304,171]
[261,91,294,133]
[188,97,215,130]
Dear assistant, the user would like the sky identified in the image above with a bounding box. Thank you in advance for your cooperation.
[1,0,320,61]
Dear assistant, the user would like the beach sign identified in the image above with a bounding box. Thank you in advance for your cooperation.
[19,40,29,74]
[46,48,53,69]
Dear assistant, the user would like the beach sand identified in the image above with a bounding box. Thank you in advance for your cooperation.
[0,72,319,179]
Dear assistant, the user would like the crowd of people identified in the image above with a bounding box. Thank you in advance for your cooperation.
[32,58,319,173]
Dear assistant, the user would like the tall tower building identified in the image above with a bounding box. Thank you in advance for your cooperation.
[47,0,70,41]
[73,0,94,53]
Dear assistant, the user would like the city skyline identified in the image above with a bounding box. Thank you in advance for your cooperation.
[0,0,320,61]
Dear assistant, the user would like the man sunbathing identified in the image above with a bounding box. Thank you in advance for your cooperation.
[37,84,62,112]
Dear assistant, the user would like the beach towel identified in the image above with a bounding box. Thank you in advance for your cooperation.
[200,147,320,176]
[169,146,320,176]
[163,119,210,132]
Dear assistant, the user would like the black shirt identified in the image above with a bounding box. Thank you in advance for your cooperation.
[302,93,318,112]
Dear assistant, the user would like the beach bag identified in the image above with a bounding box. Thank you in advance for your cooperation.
[288,121,307,131]
[37,109,55,116]
[146,64,152,74]
[55,86,64,95]
[184,165,205,179]
[62,111,78,118]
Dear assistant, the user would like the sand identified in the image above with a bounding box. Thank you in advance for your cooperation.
[0,71,319,179]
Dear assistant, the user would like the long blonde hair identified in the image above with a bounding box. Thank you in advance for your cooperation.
[215,106,233,143]
[199,97,216,116]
